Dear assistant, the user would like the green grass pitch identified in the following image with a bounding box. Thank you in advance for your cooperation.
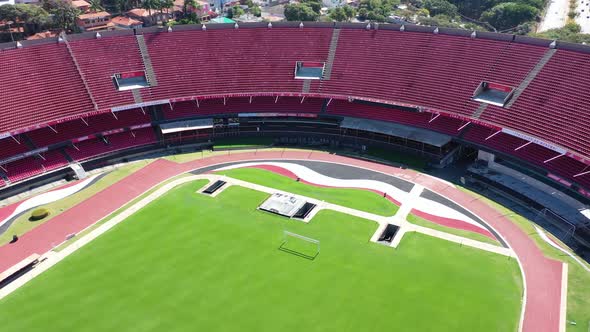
[0,181,522,332]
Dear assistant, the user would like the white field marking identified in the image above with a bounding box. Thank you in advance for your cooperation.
[216,162,487,230]
[213,157,526,332]
[0,174,514,301]
[534,226,590,273]
[560,262,568,332]
[0,174,101,229]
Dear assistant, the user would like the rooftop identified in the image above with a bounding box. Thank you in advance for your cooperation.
[78,11,111,20]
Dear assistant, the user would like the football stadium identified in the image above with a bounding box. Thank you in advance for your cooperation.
[0,22,589,332]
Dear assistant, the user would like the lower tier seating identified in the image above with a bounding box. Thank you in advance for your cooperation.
[163,97,324,120]
[65,127,157,161]
[3,150,68,183]
[26,109,152,148]
[464,124,590,189]
[327,100,466,136]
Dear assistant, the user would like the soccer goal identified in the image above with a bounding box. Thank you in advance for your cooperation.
[280,230,320,260]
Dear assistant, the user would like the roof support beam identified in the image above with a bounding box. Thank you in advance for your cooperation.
[515,141,532,151]
[429,113,440,123]
[47,124,58,133]
[544,153,565,163]
[485,130,502,140]
[574,169,590,178]
[457,121,471,131]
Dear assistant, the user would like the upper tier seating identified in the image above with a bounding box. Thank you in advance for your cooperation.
[327,100,466,136]
[480,50,590,156]
[69,35,146,110]
[320,30,546,117]
[163,96,324,119]
[26,108,151,147]
[141,28,332,101]
[0,43,94,133]
[65,127,156,161]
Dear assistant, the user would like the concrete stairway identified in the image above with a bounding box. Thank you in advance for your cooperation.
[132,89,143,104]
[135,34,158,87]
[322,29,340,80]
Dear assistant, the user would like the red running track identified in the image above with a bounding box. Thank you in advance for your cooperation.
[0,151,564,332]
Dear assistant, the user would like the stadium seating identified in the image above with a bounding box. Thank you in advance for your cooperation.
[65,127,156,161]
[1,25,590,190]
[69,36,146,110]
[327,100,465,136]
[141,28,332,101]
[0,137,32,161]
[3,150,68,183]
[25,109,151,147]
[464,124,590,188]
[481,50,590,156]
[321,30,545,117]
[0,43,94,133]
[163,97,324,119]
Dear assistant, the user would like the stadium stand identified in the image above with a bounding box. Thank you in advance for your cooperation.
[463,125,590,189]
[480,50,590,156]
[68,35,146,110]
[25,109,151,148]
[320,30,545,117]
[0,137,31,161]
[141,28,333,100]
[0,24,589,193]
[65,127,156,161]
[327,100,466,136]
[0,43,94,133]
[164,97,324,119]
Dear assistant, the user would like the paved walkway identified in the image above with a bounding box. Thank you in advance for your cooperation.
[0,150,566,332]
[538,0,568,32]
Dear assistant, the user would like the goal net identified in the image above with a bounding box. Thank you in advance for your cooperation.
[280,230,320,260]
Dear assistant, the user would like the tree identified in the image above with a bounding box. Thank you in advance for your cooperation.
[357,7,368,20]
[417,14,461,27]
[534,22,590,43]
[0,4,49,37]
[301,0,321,13]
[250,4,261,17]
[141,0,159,17]
[88,0,104,12]
[358,0,398,19]
[480,2,538,30]
[227,5,245,18]
[343,5,356,20]
[284,3,319,21]
[329,7,347,21]
[183,0,201,17]
[42,0,80,32]
[423,0,457,17]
